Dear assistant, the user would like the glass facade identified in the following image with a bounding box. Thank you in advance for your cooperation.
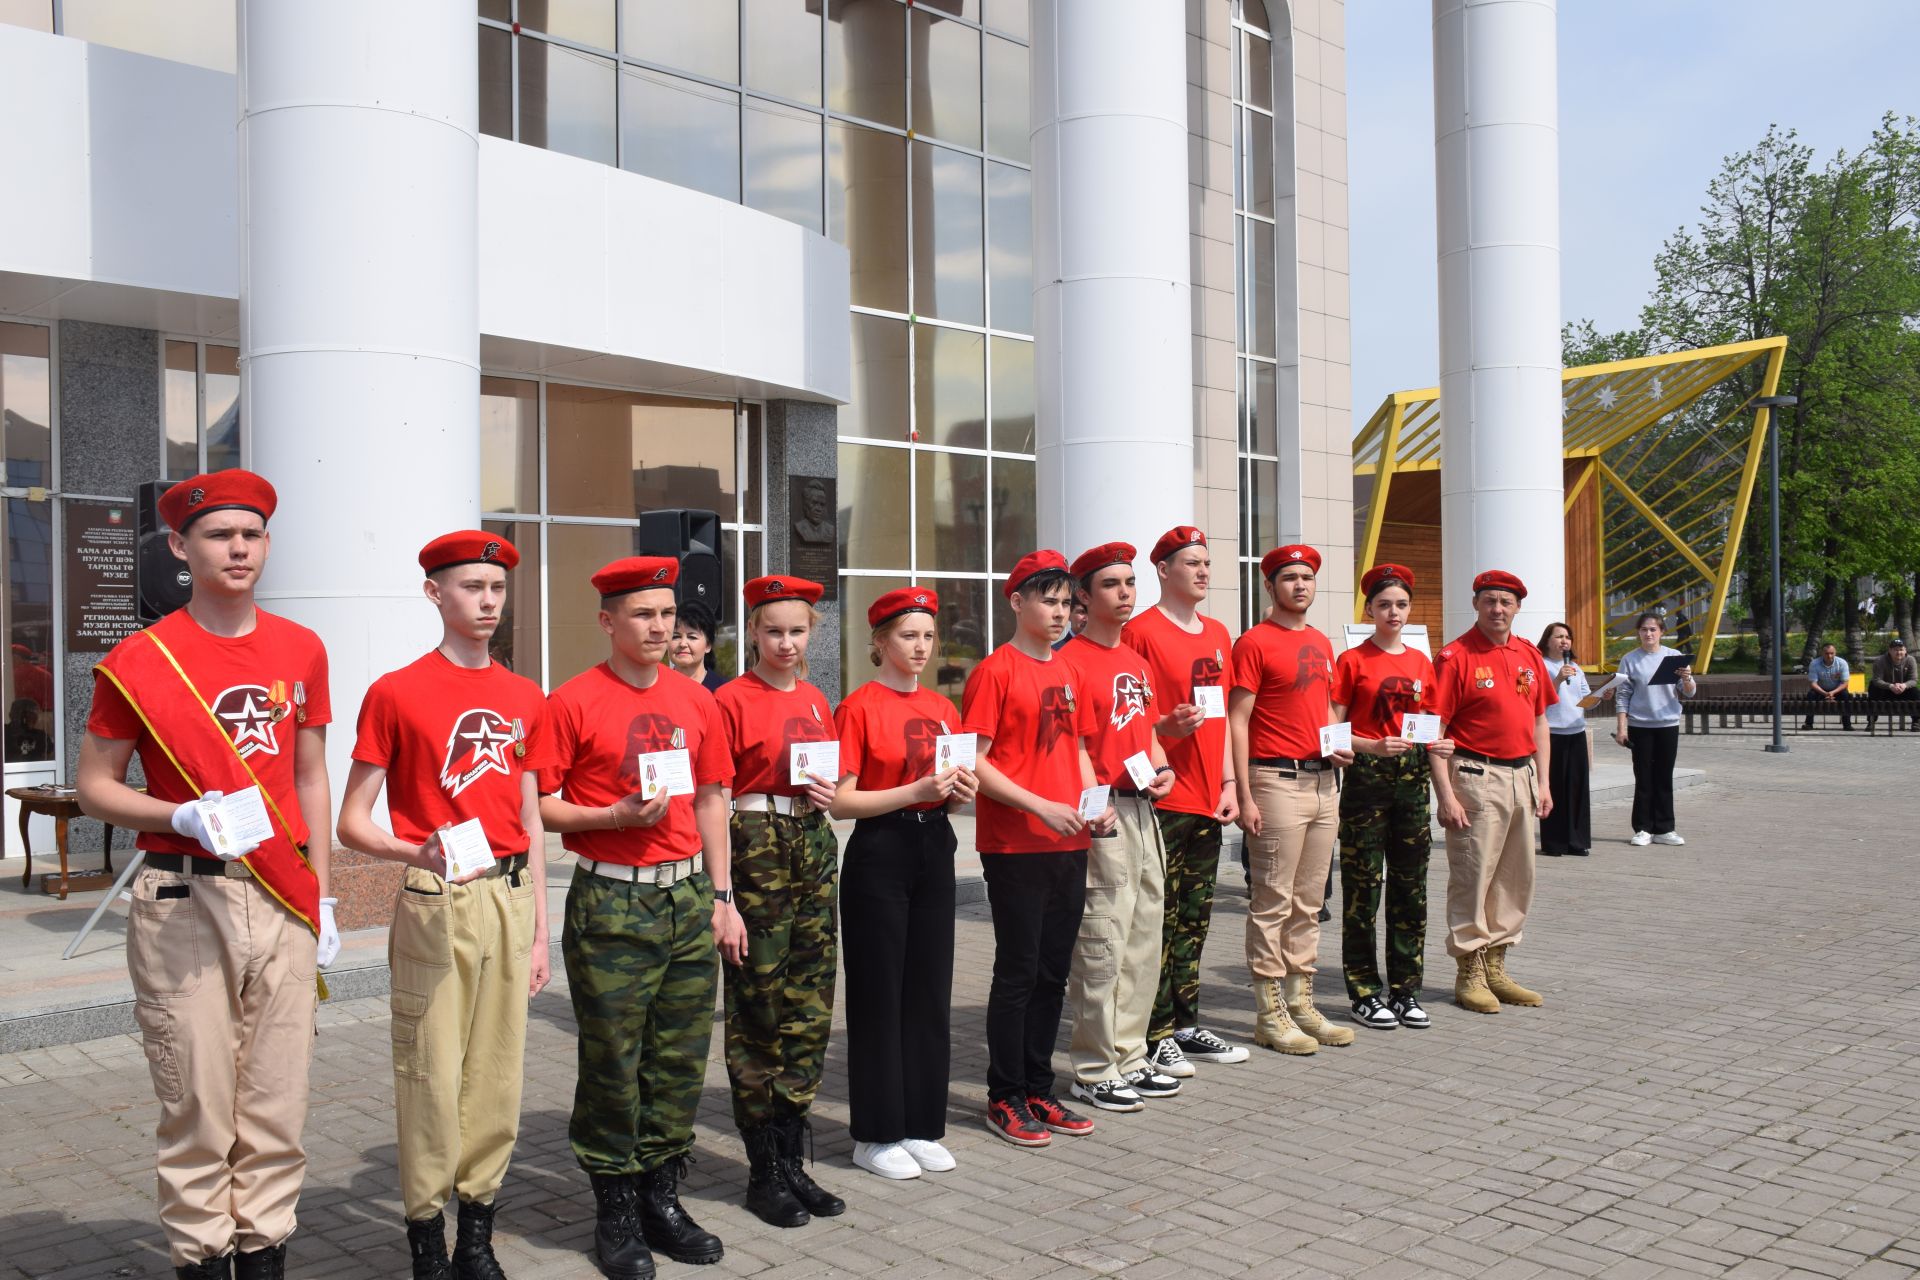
[0,321,54,766]
[2,0,235,70]
[1234,0,1283,630]
[161,339,241,481]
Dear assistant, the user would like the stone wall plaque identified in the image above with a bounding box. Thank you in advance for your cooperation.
[64,500,140,652]
[787,475,838,600]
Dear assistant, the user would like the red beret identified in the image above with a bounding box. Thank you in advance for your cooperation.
[1360,563,1415,597]
[592,556,679,599]
[419,530,519,576]
[1070,542,1137,581]
[1150,525,1208,564]
[868,586,940,628]
[1004,549,1070,598]
[745,575,825,609]
[1472,569,1528,600]
[1260,544,1322,579]
[158,469,277,533]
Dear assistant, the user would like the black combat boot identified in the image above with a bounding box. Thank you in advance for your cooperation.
[775,1115,846,1218]
[636,1156,724,1265]
[174,1256,232,1280]
[232,1243,285,1280]
[588,1172,655,1280]
[406,1215,454,1280]
[740,1124,808,1228]
[453,1200,509,1280]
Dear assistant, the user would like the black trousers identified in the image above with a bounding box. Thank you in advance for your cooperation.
[1541,731,1591,854]
[1802,689,1855,728]
[1869,686,1920,725]
[979,850,1087,1104]
[1626,724,1680,836]
[840,813,957,1144]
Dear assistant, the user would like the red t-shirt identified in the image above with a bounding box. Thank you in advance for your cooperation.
[352,651,555,854]
[1123,606,1234,816]
[1230,620,1334,760]
[714,671,834,797]
[1432,627,1553,758]
[834,679,960,812]
[1332,639,1438,743]
[960,643,1095,854]
[88,608,331,856]
[539,663,733,867]
[1059,634,1158,789]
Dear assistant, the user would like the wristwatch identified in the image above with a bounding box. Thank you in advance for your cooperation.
[713,888,734,904]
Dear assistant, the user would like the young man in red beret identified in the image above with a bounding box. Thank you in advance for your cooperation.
[76,470,332,1280]
[1430,570,1555,1014]
[1122,526,1248,1077]
[538,558,747,1279]
[336,531,552,1279]
[1058,544,1180,1113]
[1229,544,1356,1056]
[962,549,1110,1147]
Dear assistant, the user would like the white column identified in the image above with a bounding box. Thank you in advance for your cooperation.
[238,1,479,787]
[1432,0,1564,641]
[1032,0,1193,605]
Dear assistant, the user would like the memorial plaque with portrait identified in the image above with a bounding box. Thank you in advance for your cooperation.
[788,475,838,600]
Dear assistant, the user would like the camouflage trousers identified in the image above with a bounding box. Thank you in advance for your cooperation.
[562,869,716,1176]
[1148,810,1225,1041]
[1337,752,1432,1001]
[724,809,839,1130]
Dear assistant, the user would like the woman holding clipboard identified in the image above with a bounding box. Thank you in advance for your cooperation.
[831,588,978,1181]
[1538,622,1606,857]
[1612,612,1697,847]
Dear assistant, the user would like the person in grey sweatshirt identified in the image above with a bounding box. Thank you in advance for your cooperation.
[1612,612,1696,846]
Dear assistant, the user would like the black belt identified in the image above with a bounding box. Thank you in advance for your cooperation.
[1251,756,1331,773]
[1455,749,1533,768]
[875,808,949,825]
[1112,785,1149,800]
[145,852,252,878]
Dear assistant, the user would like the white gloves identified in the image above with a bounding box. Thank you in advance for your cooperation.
[316,897,341,969]
[169,791,258,860]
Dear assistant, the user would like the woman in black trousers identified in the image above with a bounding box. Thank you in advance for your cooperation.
[831,587,978,1181]
[1538,622,1604,856]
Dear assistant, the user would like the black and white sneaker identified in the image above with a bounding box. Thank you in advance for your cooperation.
[1123,1067,1182,1099]
[1147,1037,1196,1079]
[1069,1078,1144,1113]
[1174,1027,1250,1065]
[1388,994,1431,1029]
[1350,994,1400,1030]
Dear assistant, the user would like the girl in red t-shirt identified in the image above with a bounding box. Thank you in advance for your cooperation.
[830,587,979,1183]
[1330,564,1455,1032]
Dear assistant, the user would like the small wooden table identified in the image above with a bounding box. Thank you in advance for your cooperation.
[8,786,117,900]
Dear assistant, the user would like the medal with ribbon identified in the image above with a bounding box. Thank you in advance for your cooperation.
[267,679,290,723]
[292,681,308,724]
[511,716,527,759]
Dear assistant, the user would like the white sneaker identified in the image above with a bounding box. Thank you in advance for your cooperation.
[852,1140,923,1180]
[898,1138,956,1172]
[1652,831,1685,846]
[1629,831,1652,846]
[1147,1036,1197,1078]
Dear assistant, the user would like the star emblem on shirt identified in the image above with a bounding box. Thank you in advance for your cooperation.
[212,685,280,758]
[441,709,518,796]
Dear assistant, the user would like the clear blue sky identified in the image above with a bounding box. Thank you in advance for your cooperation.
[1346,0,1920,424]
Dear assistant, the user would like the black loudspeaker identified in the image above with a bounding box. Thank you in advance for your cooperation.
[636,509,723,611]
[135,480,193,624]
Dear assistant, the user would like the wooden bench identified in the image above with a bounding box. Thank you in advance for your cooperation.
[1683,694,1919,736]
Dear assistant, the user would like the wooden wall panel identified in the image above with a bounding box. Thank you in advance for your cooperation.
[1564,462,1601,663]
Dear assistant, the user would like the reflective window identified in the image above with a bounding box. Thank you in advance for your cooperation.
[924,575,988,698]
[163,340,198,482]
[744,96,824,233]
[911,141,984,326]
[911,9,981,151]
[1234,0,1285,630]
[837,443,909,570]
[480,377,539,513]
[0,1,51,33]
[984,34,1029,163]
[204,345,239,473]
[989,456,1034,575]
[844,314,910,442]
[838,573,906,691]
[913,325,985,450]
[481,518,542,677]
[520,0,615,50]
[547,521,635,685]
[60,0,235,72]
[989,336,1034,453]
[159,338,242,481]
[987,161,1032,334]
[983,0,1027,41]
[0,322,54,763]
[742,0,822,105]
[828,0,905,128]
[520,41,617,164]
[623,0,736,81]
[915,450,988,574]
[547,385,736,520]
[829,122,909,312]
[479,24,513,140]
[620,66,740,202]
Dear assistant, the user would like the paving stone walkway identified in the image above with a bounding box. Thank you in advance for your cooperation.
[3,732,1917,1278]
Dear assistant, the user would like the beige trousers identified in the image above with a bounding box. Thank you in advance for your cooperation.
[127,866,317,1266]
[1244,765,1338,978]
[390,865,537,1220]
[1067,796,1168,1083]
[1443,759,1537,957]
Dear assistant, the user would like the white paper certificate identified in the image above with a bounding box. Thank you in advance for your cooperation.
[201,786,273,858]
[1194,685,1227,720]
[636,749,696,800]
[441,817,496,880]
[932,732,977,774]
[1401,713,1443,744]
[1318,722,1353,757]
[1123,751,1158,789]
[789,741,840,786]
[1077,785,1111,820]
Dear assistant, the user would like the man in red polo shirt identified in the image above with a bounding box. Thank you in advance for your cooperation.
[1229,544,1355,1056]
[1430,570,1555,1015]
[1123,525,1248,1078]
[538,557,746,1279]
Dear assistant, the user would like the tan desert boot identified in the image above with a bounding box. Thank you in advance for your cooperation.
[1454,951,1499,1014]
[1484,944,1543,1006]
[1283,974,1355,1046]
[1252,977,1317,1054]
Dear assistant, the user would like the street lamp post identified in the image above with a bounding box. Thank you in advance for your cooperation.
[1753,395,1798,753]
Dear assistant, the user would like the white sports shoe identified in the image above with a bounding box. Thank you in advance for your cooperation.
[899,1138,956,1172]
[853,1140,923,1180]
[1629,831,1652,846]
[1652,831,1686,846]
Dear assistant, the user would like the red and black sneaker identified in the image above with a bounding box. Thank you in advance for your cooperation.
[986,1097,1051,1147]
[1025,1094,1096,1136]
